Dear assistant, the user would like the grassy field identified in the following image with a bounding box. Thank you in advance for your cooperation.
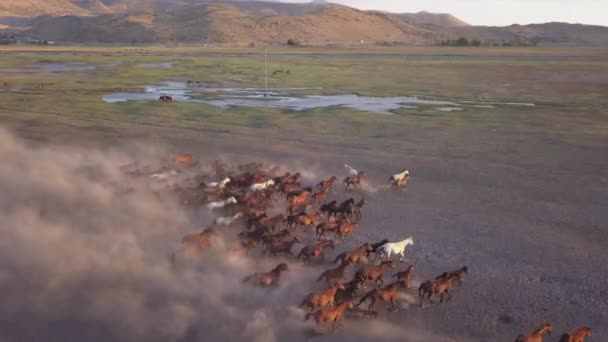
[1,45,607,138]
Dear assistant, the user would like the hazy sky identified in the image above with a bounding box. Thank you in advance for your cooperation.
[290,0,608,26]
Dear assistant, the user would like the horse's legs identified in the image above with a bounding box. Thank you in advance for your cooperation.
[367,296,376,313]
[445,289,453,302]
[390,298,398,311]
[439,292,445,304]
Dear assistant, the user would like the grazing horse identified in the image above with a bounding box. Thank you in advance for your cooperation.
[355,260,396,286]
[265,236,301,256]
[317,261,351,284]
[515,323,553,342]
[357,279,409,313]
[250,179,275,192]
[418,271,466,307]
[214,212,243,226]
[559,327,592,342]
[298,240,335,263]
[389,169,410,190]
[305,300,354,332]
[300,282,346,312]
[377,237,414,261]
[344,172,365,191]
[207,196,238,210]
[243,263,289,287]
[334,243,372,265]
[159,95,173,102]
[318,176,338,191]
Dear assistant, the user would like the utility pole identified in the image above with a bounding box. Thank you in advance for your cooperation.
[264,47,268,96]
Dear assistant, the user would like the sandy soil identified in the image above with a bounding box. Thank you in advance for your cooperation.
[1,112,606,342]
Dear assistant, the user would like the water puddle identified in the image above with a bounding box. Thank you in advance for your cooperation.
[103,81,536,114]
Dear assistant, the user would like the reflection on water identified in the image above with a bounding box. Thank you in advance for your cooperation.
[103,81,536,114]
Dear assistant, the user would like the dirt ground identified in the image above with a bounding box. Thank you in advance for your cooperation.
[1,101,607,341]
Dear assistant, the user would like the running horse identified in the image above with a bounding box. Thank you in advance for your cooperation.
[389,169,410,190]
[344,171,365,191]
[357,279,409,313]
[418,270,466,308]
[377,237,414,261]
[334,243,372,265]
[300,282,346,312]
[355,260,396,286]
[243,263,289,287]
[305,300,354,333]
[515,323,553,342]
[298,240,335,263]
[175,153,193,165]
[559,327,592,342]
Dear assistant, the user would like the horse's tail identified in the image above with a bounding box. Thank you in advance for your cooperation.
[316,271,326,282]
[418,282,427,298]
[304,312,312,321]
[557,333,571,342]
[357,289,374,306]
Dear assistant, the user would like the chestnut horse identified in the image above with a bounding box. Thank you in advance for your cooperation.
[393,264,415,287]
[317,176,337,191]
[336,221,357,239]
[334,243,373,265]
[515,323,553,342]
[175,153,193,165]
[300,282,346,312]
[355,260,396,286]
[305,300,354,332]
[181,227,217,249]
[357,279,409,313]
[419,271,466,307]
[559,327,592,342]
[243,263,289,287]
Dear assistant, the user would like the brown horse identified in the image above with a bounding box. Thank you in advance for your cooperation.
[355,260,396,286]
[175,153,193,165]
[317,261,351,284]
[265,236,301,256]
[336,222,357,239]
[334,243,373,265]
[300,282,346,312]
[419,271,466,307]
[559,327,592,342]
[335,276,365,302]
[159,95,173,102]
[311,188,329,204]
[288,211,322,230]
[181,227,217,249]
[243,263,289,287]
[346,198,365,221]
[305,300,354,332]
[344,172,365,191]
[393,264,415,287]
[357,279,409,313]
[316,219,342,238]
[318,176,338,191]
[298,240,335,263]
[515,323,553,342]
[288,190,311,208]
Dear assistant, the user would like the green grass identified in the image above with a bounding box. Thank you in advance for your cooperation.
[0,46,607,136]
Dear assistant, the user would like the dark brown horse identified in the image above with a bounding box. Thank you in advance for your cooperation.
[159,95,173,102]
[243,263,289,287]
[317,261,351,284]
[298,240,335,263]
[419,271,466,307]
[357,279,409,313]
[344,172,365,191]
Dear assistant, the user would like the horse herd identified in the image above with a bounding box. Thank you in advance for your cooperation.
[138,155,591,341]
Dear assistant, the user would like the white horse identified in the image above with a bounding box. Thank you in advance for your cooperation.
[389,169,410,189]
[150,170,178,181]
[378,237,414,261]
[207,177,231,188]
[344,164,359,176]
[249,179,275,192]
[214,212,243,226]
[207,196,238,210]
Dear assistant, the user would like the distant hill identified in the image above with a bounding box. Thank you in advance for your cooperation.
[399,11,470,28]
[1,0,607,46]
